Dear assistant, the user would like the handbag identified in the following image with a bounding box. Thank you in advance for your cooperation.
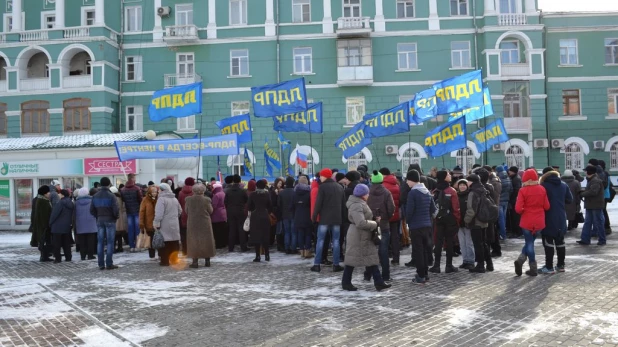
[151,230,165,250]
[136,231,151,249]
[576,212,585,223]
[269,213,277,227]
[243,212,251,232]
[371,226,382,246]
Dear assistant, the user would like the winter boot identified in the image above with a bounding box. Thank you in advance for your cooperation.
[485,255,494,272]
[190,259,199,268]
[445,265,459,273]
[525,261,538,276]
[205,258,211,267]
[469,263,486,273]
[429,256,441,273]
[310,265,320,272]
[342,284,357,291]
[514,253,527,277]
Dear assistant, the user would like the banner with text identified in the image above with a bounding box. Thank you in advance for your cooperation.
[115,134,239,162]
[273,102,323,133]
[251,78,308,118]
[423,116,467,158]
[335,122,372,159]
[448,87,494,124]
[432,69,484,115]
[413,88,438,124]
[216,114,252,144]
[149,82,203,122]
[363,102,410,138]
[472,118,509,153]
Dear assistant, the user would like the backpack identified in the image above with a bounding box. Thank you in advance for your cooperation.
[433,189,453,220]
[475,188,499,223]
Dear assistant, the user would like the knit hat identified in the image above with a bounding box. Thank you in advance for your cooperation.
[452,166,463,174]
[467,174,480,184]
[38,185,50,195]
[353,184,370,197]
[588,159,599,166]
[379,167,391,176]
[371,170,384,184]
[508,166,519,174]
[256,180,267,190]
[585,165,598,175]
[159,183,171,191]
[406,169,420,183]
[77,187,89,198]
[357,164,368,173]
[563,169,573,177]
[213,183,222,190]
[51,180,61,187]
[224,176,233,184]
[542,166,554,174]
[319,168,333,179]
[456,179,469,187]
[100,177,111,187]
[184,177,195,186]
[345,171,361,182]
[335,172,346,182]
[233,174,242,183]
[298,176,309,185]
[496,166,505,173]
[148,181,155,186]
[476,168,490,183]
[436,170,448,182]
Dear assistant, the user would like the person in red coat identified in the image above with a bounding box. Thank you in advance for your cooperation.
[514,169,550,277]
[430,170,461,274]
[380,168,402,265]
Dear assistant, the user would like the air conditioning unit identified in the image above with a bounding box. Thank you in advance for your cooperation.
[492,143,504,152]
[593,141,605,150]
[534,139,548,148]
[157,6,171,17]
[385,145,398,155]
[551,139,565,149]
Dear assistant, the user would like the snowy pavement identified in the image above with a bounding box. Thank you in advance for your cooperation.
[1,204,618,346]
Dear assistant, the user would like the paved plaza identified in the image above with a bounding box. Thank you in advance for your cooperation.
[1,207,618,346]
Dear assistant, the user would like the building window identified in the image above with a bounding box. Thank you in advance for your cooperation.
[177,53,194,77]
[231,154,248,176]
[82,8,95,26]
[292,0,311,23]
[125,6,142,32]
[562,90,581,116]
[178,115,196,132]
[397,43,418,70]
[500,41,520,64]
[401,148,421,173]
[42,13,55,29]
[230,49,249,77]
[611,143,618,170]
[176,4,194,25]
[396,0,414,18]
[347,152,367,172]
[125,56,142,81]
[63,98,91,132]
[293,47,312,74]
[499,0,517,13]
[451,41,471,68]
[456,147,475,174]
[295,153,313,176]
[605,39,618,65]
[609,88,618,115]
[231,101,250,116]
[0,103,6,136]
[4,15,12,32]
[21,101,50,135]
[230,0,248,25]
[450,0,468,16]
[506,145,525,169]
[343,0,362,18]
[346,97,365,125]
[559,39,578,66]
[338,39,372,67]
[564,143,584,171]
[503,93,521,118]
[502,81,529,117]
[126,106,143,132]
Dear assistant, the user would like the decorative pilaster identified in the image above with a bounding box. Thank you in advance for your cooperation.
[207,0,217,39]
[322,0,333,34]
[95,0,105,26]
[153,0,163,41]
[374,0,385,32]
[428,0,439,30]
[11,0,22,32]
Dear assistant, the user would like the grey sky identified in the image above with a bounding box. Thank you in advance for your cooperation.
[538,0,618,12]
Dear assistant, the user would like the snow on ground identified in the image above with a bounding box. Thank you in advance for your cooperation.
[115,323,169,344]
[0,232,31,246]
[445,308,483,327]
[0,285,74,320]
[75,327,132,347]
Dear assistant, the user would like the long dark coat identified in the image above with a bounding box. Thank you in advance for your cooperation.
[185,195,216,258]
[33,196,52,247]
[540,171,573,238]
[562,175,582,221]
[248,189,272,246]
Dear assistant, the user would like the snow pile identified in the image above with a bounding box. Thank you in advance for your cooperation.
[445,308,482,327]
[75,327,132,346]
[116,323,169,344]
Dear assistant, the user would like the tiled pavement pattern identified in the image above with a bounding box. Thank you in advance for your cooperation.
[1,218,618,346]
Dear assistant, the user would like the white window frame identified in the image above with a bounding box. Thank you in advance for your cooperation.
[346,97,365,125]
[500,40,520,64]
[125,56,143,81]
[292,0,311,23]
[177,115,196,132]
[231,101,250,116]
[343,0,362,18]
[456,147,475,174]
[126,106,143,132]
[564,143,584,171]
[610,142,618,170]
[293,47,313,74]
[503,93,522,118]
[499,0,519,14]
[608,88,618,116]
[605,38,618,65]
[230,49,250,77]
[41,11,55,29]
[230,0,248,26]
[559,39,579,66]
[451,41,471,69]
[401,148,421,173]
[176,53,195,78]
[295,153,314,176]
[397,43,418,71]
[81,6,96,26]
[337,39,372,67]
[506,145,525,169]
[396,0,415,18]
[125,6,142,32]
[3,13,25,32]
[450,0,468,16]
[347,152,368,172]
[176,4,194,26]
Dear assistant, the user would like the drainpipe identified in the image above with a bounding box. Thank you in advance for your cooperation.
[472,0,486,165]
[276,0,280,83]
[117,3,125,134]
[541,9,549,167]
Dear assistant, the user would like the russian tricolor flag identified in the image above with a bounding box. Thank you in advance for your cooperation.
[296,147,308,169]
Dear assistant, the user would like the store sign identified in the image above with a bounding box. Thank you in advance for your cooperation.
[84,158,137,176]
[0,180,9,225]
[0,159,83,178]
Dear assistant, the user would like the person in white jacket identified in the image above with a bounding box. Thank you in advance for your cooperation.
[154,183,182,266]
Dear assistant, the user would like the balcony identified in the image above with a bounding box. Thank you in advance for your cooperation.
[64,27,90,39]
[504,117,532,133]
[164,25,199,44]
[63,75,91,89]
[501,63,530,77]
[337,66,373,86]
[498,13,527,26]
[20,78,49,91]
[0,81,6,92]
[336,17,372,37]
[20,30,49,42]
[164,74,201,88]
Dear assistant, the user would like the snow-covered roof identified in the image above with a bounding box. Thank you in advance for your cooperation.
[0,132,147,152]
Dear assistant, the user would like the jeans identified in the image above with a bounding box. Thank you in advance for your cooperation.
[314,225,340,266]
[342,265,384,286]
[521,228,537,263]
[378,230,391,280]
[282,219,296,251]
[97,222,116,268]
[581,209,606,244]
[498,202,508,239]
[458,227,475,265]
[127,214,139,249]
[297,227,312,250]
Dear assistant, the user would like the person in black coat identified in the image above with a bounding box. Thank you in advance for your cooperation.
[278,177,297,254]
[293,176,313,258]
[248,180,273,262]
[49,190,75,263]
[507,166,522,238]
[224,175,249,252]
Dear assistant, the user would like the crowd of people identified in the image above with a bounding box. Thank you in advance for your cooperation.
[27,158,614,290]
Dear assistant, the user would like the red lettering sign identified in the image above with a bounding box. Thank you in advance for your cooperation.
[84,158,137,176]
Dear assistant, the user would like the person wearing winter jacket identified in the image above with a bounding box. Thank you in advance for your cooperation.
[562,170,582,230]
[224,175,249,252]
[599,160,612,234]
[367,170,395,281]
[278,177,297,254]
[139,185,159,259]
[508,166,522,238]
[154,183,182,266]
[49,190,74,263]
[293,175,313,258]
[74,188,98,261]
[430,170,461,274]
[539,167,573,274]
[496,167,512,241]
[380,168,401,265]
[464,172,491,273]
[178,177,195,255]
[211,183,227,249]
[90,177,120,270]
[456,179,475,269]
[513,169,550,277]
[120,174,143,253]
[341,171,361,260]
[577,165,607,246]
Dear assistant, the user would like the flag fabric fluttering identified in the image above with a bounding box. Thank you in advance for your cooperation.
[296,145,308,169]
[277,132,291,151]
[243,147,252,176]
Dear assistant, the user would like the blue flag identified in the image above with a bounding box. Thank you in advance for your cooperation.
[363,102,410,138]
[335,122,372,159]
[251,78,308,118]
[423,116,467,158]
[215,114,252,144]
[433,69,484,115]
[448,87,494,124]
[149,82,202,122]
[413,88,438,124]
[264,151,274,177]
[286,148,294,176]
[277,132,291,151]
[273,102,323,133]
[243,147,252,176]
[264,138,282,170]
[472,118,510,153]
[115,134,238,162]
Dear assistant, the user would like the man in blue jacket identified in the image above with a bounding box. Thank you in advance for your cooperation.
[406,169,436,285]
[90,177,120,270]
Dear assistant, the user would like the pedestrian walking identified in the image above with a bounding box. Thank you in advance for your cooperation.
[74,188,97,261]
[153,183,182,266]
[211,183,228,249]
[90,177,120,270]
[430,170,460,274]
[139,185,159,260]
[120,173,142,253]
[248,180,273,262]
[577,165,607,246]
[185,184,216,268]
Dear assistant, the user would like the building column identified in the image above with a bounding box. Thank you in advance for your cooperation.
[484,0,496,15]
[374,0,385,32]
[322,0,333,34]
[11,0,22,32]
[525,0,537,14]
[95,0,105,26]
[55,0,65,28]
[207,0,217,39]
[153,0,163,41]
[265,0,276,36]
[428,0,439,30]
